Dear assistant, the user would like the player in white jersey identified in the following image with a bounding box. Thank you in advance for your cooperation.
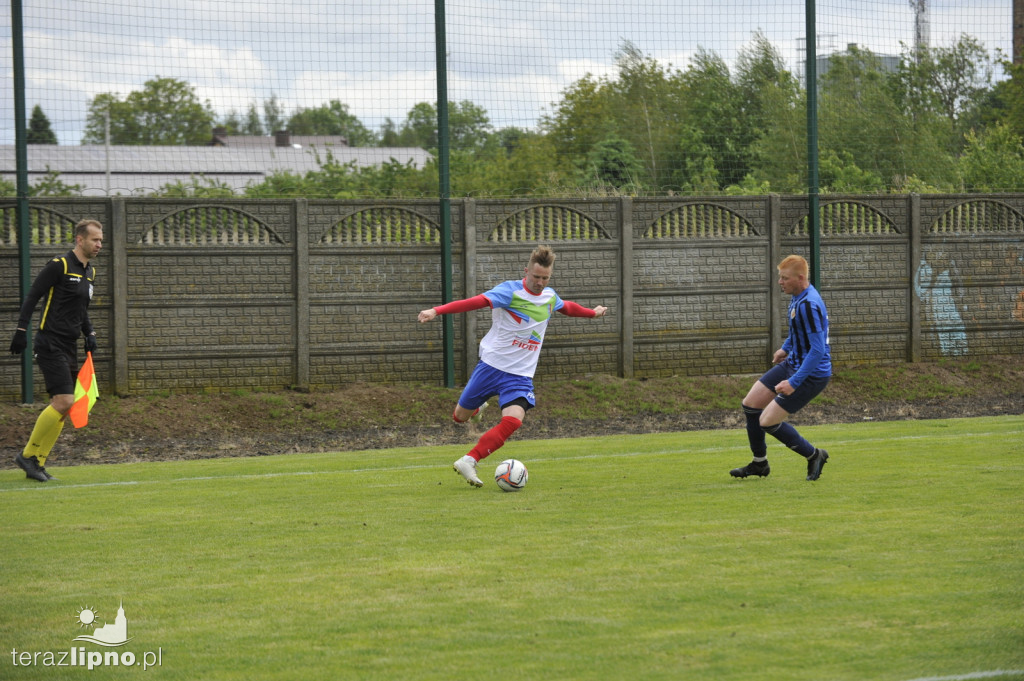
[418,245,608,487]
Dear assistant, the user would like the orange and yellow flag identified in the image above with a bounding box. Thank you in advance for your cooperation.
[69,351,99,428]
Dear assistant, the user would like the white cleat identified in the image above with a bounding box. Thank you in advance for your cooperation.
[453,455,484,487]
[469,401,489,423]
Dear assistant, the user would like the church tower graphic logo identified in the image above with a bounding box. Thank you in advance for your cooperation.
[73,600,133,647]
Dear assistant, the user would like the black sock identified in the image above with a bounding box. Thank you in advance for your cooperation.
[744,405,767,458]
[762,422,815,458]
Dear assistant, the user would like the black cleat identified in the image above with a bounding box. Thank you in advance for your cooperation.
[39,466,57,481]
[16,453,48,482]
[730,460,770,478]
[806,448,829,481]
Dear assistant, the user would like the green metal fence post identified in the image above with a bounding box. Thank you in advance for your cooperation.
[806,0,821,288]
[11,0,34,403]
[435,0,455,388]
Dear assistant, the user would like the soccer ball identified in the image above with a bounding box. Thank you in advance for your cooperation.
[494,458,528,492]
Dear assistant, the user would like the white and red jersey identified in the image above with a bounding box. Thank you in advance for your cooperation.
[478,279,565,378]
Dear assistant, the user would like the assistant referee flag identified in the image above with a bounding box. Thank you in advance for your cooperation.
[69,351,98,428]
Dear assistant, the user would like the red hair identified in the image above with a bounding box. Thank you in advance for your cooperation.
[778,254,808,277]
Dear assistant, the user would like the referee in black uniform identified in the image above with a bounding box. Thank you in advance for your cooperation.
[9,219,103,481]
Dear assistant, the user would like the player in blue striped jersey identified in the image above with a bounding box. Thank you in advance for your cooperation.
[730,255,832,481]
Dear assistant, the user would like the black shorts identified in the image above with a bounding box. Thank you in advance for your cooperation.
[33,331,78,396]
[759,362,830,414]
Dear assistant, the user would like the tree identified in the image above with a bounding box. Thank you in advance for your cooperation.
[501,132,574,195]
[29,169,83,196]
[892,35,995,136]
[585,134,644,189]
[396,101,492,151]
[957,123,1024,191]
[672,124,721,193]
[82,77,215,145]
[541,74,616,165]
[818,150,885,193]
[542,41,682,192]
[397,102,438,149]
[676,49,743,190]
[983,59,1024,140]
[746,88,806,192]
[219,110,243,135]
[243,103,264,135]
[448,100,493,151]
[378,118,400,146]
[286,100,376,146]
[153,177,237,198]
[819,47,908,184]
[818,46,956,191]
[731,33,801,183]
[607,41,679,190]
[263,94,285,134]
[27,105,57,144]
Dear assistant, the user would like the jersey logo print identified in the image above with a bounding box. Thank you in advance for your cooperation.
[511,330,543,351]
[508,296,554,323]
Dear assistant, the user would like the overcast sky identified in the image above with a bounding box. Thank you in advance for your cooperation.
[0,0,1012,145]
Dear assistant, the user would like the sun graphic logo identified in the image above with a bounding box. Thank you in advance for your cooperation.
[75,606,98,628]
[73,600,133,647]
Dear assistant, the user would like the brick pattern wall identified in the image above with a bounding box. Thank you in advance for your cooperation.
[2,195,1022,401]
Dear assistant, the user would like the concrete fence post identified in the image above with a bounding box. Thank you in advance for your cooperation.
[462,198,477,384]
[908,193,922,362]
[110,197,129,396]
[768,193,782,358]
[619,196,633,378]
[294,198,310,390]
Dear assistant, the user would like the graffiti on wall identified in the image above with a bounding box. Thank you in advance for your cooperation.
[915,254,969,356]
[916,245,1024,357]
[1014,247,1024,324]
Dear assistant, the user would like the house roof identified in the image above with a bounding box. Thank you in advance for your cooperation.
[210,129,353,149]
[0,144,432,197]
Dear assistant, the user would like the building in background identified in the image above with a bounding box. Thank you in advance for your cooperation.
[0,131,430,197]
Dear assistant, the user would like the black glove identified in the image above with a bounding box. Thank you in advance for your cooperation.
[10,329,27,355]
[84,334,98,353]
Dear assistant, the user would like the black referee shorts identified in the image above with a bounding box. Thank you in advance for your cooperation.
[33,331,79,396]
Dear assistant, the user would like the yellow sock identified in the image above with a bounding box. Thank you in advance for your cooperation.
[24,406,65,466]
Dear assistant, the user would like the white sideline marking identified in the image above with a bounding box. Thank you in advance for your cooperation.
[0,427,1018,494]
[901,671,1024,681]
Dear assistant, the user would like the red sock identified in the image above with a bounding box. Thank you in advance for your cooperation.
[468,416,522,461]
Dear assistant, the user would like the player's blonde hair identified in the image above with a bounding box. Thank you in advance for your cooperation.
[778,254,808,277]
[529,245,556,269]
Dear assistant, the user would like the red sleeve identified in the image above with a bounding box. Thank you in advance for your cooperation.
[558,300,597,318]
[433,294,492,315]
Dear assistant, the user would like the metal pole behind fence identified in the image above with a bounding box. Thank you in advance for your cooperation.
[12,0,34,403]
[805,0,821,288]
[435,0,455,388]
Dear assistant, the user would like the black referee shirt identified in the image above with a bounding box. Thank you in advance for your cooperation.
[17,250,95,341]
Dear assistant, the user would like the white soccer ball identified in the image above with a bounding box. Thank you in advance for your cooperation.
[494,458,528,492]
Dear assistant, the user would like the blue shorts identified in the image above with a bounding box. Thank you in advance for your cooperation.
[759,363,830,414]
[458,360,536,412]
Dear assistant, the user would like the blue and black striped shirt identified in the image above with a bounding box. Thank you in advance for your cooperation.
[781,284,831,388]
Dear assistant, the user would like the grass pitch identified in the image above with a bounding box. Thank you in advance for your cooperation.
[2,415,1022,681]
